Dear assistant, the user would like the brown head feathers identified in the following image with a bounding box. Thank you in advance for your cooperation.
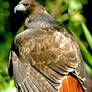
[14,0,45,14]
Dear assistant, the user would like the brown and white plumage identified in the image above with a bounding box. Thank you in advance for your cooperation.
[8,0,92,92]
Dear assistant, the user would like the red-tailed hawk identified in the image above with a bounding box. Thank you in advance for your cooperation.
[8,0,92,92]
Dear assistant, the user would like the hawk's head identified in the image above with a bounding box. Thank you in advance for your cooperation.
[14,0,45,14]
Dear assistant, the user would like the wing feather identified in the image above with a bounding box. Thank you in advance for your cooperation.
[9,28,87,91]
[9,51,57,92]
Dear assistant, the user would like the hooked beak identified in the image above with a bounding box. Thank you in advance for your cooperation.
[14,4,26,13]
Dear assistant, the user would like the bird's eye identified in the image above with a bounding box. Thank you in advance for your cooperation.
[23,3,29,6]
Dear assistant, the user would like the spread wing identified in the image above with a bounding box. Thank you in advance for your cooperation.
[8,27,86,92]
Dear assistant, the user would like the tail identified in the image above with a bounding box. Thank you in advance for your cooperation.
[59,75,83,92]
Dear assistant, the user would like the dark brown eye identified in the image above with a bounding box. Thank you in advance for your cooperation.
[23,3,29,6]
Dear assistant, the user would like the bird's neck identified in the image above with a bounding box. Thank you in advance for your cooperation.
[25,4,46,25]
[24,10,56,29]
[24,3,61,30]
[31,3,45,15]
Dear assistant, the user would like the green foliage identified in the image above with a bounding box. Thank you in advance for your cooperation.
[0,0,10,36]
[0,0,92,91]
[0,32,14,92]
[81,22,92,49]
[0,0,14,91]
[71,30,92,69]
[45,0,69,22]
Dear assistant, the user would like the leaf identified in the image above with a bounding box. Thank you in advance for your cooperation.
[16,25,24,35]
[86,64,92,78]
[68,0,83,13]
[70,30,92,69]
[81,22,92,49]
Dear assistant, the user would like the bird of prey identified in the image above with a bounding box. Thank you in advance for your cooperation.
[8,0,92,92]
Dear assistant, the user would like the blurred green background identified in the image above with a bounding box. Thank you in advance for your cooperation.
[0,0,92,92]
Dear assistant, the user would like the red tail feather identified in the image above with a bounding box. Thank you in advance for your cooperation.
[59,75,83,92]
